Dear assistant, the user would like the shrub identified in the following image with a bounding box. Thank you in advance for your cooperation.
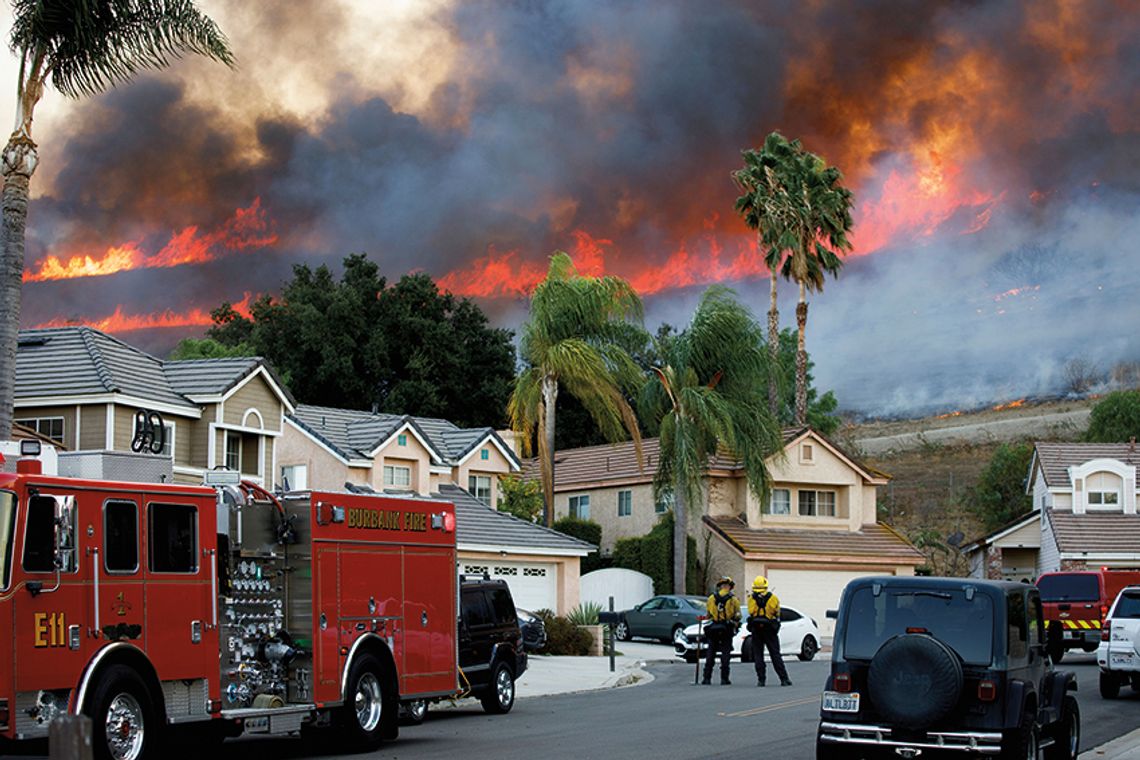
[1086,390,1140,443]
[535,609,592,656]
[965,442,1034,532]
[497,475,543,522]
[566,601,602,626]
[552,517,605,573]
[611,512,700,594]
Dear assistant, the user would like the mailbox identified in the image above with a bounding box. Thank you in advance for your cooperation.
[597,611,622,625]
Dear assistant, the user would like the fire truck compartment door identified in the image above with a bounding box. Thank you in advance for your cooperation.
[401,547,457,695]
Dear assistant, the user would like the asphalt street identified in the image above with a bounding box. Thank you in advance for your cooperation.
[3,653,1135,759]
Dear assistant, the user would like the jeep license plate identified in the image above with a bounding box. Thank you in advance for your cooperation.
[822,692,860,713]
[1111,652,1134,666]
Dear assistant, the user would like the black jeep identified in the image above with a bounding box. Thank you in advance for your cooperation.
[817,577,1080,759]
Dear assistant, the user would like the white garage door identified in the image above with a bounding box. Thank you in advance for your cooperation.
[768,569,890,637]
[461,560,558,613]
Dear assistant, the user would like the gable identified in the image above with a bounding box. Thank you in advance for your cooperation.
[373,424,436,464]
[767,433,866,487]
[222,372,285,432]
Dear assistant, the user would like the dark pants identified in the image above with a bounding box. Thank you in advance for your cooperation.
[703,627,732,682]
[753,625,789,684]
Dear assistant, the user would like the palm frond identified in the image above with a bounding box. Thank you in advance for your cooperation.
[507,367,543,456]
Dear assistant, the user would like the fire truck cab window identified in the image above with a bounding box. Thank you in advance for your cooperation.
[149,503,198,573]
[104,501,138,573]
[0,492,16,588]
[23,495,74,573]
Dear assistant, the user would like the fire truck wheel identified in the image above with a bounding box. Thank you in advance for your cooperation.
[480,662,516,715]
[339,653,398,748]
[86,665,159,760]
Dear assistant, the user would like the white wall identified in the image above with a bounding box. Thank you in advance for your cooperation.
[580,568,654,611]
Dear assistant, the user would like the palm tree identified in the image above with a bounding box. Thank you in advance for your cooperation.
[509,252,645,526]
[0,0,234,438]
[640,286,784,594]
[732,132,802,419]
[778,146,853,425]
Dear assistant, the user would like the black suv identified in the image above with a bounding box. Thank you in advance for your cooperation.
[459,577,527,714]
[817,577,1080,760]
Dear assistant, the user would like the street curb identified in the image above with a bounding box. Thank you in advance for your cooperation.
[517,663,656,700]
[1090,727,1140,759]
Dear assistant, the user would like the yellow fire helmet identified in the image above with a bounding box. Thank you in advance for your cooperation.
[717,575,735,588]
[752,575,769,592]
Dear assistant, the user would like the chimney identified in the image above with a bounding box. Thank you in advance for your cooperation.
[1130,436,1136,453]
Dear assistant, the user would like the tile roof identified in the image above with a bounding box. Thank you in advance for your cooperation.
[527,428,880,489]
[705,515,925,564]
[436,484,593,554]
[1048,511,1140,555]
[16,327,288,414]
[1033,442,1140,488]
[290,404,520,468]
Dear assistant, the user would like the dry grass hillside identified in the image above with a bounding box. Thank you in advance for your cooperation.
[834,398,1097,575]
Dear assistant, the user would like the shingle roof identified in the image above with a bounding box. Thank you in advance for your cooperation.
[436,484,593,554]
[17,328,194,409]
[290,404,520,468]
[1048,511,1140,555]
[705,515,925,563]
[16,327,290,415]
[527,428,878,489]
[1033,442,1140,488]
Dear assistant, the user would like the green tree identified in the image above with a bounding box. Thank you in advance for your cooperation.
[168,337,254,360]
[1085,390,1140,443]
[207,255,515,428]
[967,442,1034,533]
[0,0,233,438]
[497,475,542,523]
[611,512,700,595]
[640,287,784,593]
[736,133,853,426]
[551,517,604,573]
[766,328,841,435]
[509,252,646,526]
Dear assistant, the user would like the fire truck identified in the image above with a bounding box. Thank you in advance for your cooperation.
[0,440,458,760]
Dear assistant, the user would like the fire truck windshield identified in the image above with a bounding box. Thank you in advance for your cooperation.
[0,491,15,589]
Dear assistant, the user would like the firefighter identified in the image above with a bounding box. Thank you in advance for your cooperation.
[702,576,741,685]
[747,575,791,687]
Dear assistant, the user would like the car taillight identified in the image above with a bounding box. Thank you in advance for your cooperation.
[1103,620,1111,642]
[1102,605,1109,622]
[834,673,852,693]
[977,680,997,702]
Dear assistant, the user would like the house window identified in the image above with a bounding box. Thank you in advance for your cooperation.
[618,490,632,517]
[569,495,590,520]
[224,432,241,471]
[469,475,492,505]
[1089,491,1120,507]
[798,490,838,517]
[397,434,407,446]
[1086,472,1122,510]
[766,489,791,515]
[481,449,490,461]
[132,418,174,458]
[281,464,308,491]
[801,443,814,463]
[15,417,64,445]
[384,465,412,489]
[655,492,673,514]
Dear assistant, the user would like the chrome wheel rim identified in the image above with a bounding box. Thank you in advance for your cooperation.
[496,668,513,707]
[673,627,686,645]
[408,699,427,721]
[105,693,145,760]
[354,672,383,732]
[615,622,628,640]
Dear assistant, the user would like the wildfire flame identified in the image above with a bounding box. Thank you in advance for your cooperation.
[24,199,276,282]
[35,293,254,333]
[935,410,963,419]
[992,399,1027,412]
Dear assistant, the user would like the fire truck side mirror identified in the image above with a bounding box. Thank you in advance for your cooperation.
[53,496,77,573]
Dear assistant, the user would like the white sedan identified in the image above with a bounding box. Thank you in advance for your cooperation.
[673,605,822,663]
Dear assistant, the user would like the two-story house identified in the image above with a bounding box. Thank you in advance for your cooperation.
[279,404,592,613]
[14,327,293,485]
[965,441,1140,579]
[541,428,923,634]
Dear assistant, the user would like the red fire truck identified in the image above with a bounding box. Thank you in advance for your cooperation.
[0,442,458,760]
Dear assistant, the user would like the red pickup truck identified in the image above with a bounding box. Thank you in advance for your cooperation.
[1037,569,1140,662]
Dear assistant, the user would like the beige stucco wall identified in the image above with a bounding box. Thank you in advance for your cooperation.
[374,429,433,494]
[553,482,662,552]
[221,374,283,432]
[277,420,371,491]
[455,442,514,506]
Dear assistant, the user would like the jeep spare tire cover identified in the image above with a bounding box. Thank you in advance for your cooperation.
[867,634,964,729]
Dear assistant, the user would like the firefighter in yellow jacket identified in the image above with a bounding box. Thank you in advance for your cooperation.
[702,576,741,685]
[747,575,791,686]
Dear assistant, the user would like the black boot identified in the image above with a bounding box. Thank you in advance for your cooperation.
[780,678,792,686]
[700,676,711,685]
[721,677,731,685]
[757,679,766,687]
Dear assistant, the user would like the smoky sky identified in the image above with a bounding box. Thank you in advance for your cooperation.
[16,0,1140,416]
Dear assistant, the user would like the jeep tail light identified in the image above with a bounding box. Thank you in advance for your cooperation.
[977,680,997,702]
[1103,620,1111,642]
[833,673,852,693]
[1101,605,1109,622]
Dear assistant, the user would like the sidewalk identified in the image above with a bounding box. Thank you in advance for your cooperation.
[1092,727,1140,759]
[516,648,657,698]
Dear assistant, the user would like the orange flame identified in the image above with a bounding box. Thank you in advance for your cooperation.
[35,293,254,333]
[935,410,963,419]
[24,199,276,282]
[992,399,1027,411]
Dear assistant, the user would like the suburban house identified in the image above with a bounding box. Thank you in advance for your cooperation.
[279,404,592,612]
[13,327,293,485]
[964,441,1140,579]
[538,428,924,634]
